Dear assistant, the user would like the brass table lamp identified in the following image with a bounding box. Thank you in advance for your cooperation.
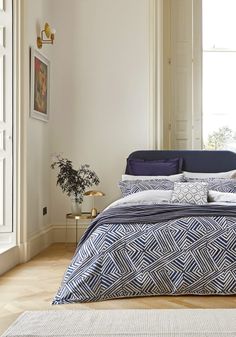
[84,190,105,217]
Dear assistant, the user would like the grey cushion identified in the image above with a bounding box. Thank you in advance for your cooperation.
[119,179,174,197]
[185,178,236,193]
[171,182,208,205]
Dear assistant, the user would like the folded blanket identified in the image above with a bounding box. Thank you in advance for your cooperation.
[79,204,236,247]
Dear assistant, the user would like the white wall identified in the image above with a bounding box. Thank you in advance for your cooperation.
[20,0,152,247]
[50,0,151,225]
[0,0,55,273]
[24,0,53,238]
[2,0,153,271]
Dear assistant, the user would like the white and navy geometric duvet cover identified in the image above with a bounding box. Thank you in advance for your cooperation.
[52,204,236,304]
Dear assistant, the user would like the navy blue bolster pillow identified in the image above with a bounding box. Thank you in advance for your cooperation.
[127,157,183,176]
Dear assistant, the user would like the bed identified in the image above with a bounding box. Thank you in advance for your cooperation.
[52,150,236,304]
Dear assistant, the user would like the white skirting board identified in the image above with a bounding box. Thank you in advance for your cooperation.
[0,224,87,275]
[26,225,54,260]
[52,224,87,243]
[23,224,86,259]
[0,226,54,275]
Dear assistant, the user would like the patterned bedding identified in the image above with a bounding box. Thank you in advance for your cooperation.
[52,202,236,304]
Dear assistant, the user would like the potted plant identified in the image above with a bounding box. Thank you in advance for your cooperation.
[51,155,100,215]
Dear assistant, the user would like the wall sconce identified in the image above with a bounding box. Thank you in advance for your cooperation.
[37,23,56,49]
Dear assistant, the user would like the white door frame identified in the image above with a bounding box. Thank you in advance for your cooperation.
[13,0,28,262]
[149,0,163,150]
[0,0,28,274]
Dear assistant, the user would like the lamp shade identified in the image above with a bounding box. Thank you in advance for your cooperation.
[84,190,105,197]
[44,23,51,38]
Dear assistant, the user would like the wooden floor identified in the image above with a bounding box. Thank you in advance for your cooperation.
[0,243,236,334]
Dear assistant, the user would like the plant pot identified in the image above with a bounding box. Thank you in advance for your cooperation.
[70,196,82,215]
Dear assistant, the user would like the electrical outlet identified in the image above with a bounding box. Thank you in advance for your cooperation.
[43,207,47,216]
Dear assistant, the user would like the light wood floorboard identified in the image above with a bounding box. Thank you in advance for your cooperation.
[0,243,235,334]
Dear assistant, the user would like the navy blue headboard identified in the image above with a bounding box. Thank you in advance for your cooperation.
[126,150,236,173]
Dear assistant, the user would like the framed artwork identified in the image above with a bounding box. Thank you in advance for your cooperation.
[30,48,50,122]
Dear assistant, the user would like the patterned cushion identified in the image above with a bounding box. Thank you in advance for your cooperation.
[119,179,174,197]
[171,182,208,205]
[185,178,236,193]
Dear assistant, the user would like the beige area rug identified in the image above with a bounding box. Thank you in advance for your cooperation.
[1,309,236,337]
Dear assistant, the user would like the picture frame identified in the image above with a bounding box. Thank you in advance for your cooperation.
[30,47,50,122]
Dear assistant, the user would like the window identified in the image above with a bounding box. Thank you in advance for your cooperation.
[203,0,236,151]
[0,0,13,247]
[163,0,202,150]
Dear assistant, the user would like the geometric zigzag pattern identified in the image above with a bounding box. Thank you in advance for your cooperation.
[207,179,236,193]
[171,182,208,204]
[52,216,236,304]
[119,179,175,197]
[186,178,236,193]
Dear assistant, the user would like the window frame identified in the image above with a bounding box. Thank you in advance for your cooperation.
[202,0,236,151]
[0,0,14,248]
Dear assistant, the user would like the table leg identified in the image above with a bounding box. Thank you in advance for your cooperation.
[65,217,68,247]
[76,218,78,245]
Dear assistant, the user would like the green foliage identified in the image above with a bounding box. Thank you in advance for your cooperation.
[51,156,99,203]
[205,126,236,150]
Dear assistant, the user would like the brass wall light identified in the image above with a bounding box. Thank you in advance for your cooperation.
[37,23,56,49]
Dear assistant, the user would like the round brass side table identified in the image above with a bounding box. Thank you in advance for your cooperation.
[65,212,96,245]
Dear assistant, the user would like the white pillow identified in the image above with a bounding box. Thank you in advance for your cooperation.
[184,170,236,179]
[106,190,173,210]
[208,190,236,203]
[122,173,184,182]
